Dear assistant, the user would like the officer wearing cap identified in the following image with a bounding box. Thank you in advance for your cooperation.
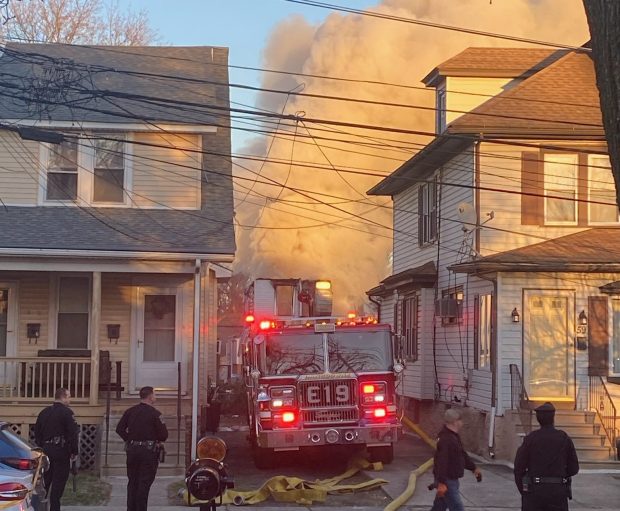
[34,388,80,511]
[514,402,579,511]
[116,386,168,511]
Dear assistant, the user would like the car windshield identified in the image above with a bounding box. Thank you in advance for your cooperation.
[327,330,392,372]
[262,332,325,375]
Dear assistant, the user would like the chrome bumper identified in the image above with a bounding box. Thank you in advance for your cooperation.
[257,424,399,450]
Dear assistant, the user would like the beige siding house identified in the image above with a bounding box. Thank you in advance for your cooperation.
[0,43,235,474]
[368,46,620,463]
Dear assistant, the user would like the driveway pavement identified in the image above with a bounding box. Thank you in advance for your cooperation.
[68,428,620,510]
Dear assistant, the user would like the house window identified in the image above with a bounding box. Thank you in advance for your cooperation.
[93,136,125,203]
[57,277,90,349]
[544,154,578,224]
[400,296,418,361]
[418,176,438,245]
[588,155,618,224]
[436,87,446,133]
[43,134,127,205]
[46,139,78,200]
[475,294,492,369]
[439,286,463,326]
[275,285,294,316]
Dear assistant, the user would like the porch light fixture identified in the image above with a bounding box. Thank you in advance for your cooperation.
[578,310,588,326]
[107,324,121,344]
[511,308,520,323]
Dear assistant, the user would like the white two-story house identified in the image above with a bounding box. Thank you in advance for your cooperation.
[368,46,619,462]
[0,43,235,473]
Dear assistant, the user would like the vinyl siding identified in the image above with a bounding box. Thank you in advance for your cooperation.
[445,77,519,126]
[132,132,201,209]
[478,141,592,256]
[0,132,39,205]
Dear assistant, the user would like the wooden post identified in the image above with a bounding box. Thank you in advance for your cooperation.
[89,271,101,405]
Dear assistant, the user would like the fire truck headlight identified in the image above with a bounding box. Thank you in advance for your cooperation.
[373,408,387,418]
[282,411,296,423]
[272,399,283,408]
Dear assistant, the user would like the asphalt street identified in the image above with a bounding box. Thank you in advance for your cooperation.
[68,428,620,510]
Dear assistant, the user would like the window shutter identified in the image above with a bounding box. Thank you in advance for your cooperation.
[521,152,542,225]
[588,296,609,376]
[473,294,480,368]
[430,180,438,240]
[418,187,424,245]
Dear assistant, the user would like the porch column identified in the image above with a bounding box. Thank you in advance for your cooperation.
[191,259,202,461]
[89,271,101,405]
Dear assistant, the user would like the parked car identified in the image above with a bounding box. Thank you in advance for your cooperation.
[0,467,32,511]
[0,422,47,511]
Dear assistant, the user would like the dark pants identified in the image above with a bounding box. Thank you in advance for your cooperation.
[430,479,465,511]
[522,484,569,511]
[126,445,159,511]
[43,444,71,511]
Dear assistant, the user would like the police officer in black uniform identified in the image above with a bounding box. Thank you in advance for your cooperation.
[514,402,580,511]
[116,386,168,511]
[34,387,80,511]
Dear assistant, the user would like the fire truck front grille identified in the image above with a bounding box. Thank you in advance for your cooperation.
[298,378,357,408]
[302,407,358,424]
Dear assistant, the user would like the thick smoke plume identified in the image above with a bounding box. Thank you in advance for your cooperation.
[234,0,589,314]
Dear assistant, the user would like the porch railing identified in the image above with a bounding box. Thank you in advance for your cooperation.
[509,363,531,410]
[0,357,91,402]
[588,376,617,450]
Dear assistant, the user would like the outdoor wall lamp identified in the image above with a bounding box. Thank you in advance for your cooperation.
[511,308,520,323]
[578,310,588,326]
[107,324,121,344]
[27,323,41,344]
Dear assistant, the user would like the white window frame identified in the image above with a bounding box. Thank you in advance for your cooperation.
[588,154,618,225]
[476,294,492,370]
[419,175,438,246]
[543,153,578,225]
[48,274,92,349]
[39,133,132,207]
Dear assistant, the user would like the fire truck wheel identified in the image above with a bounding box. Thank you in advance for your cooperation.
[367,445,394,464]
[253,446,276,469]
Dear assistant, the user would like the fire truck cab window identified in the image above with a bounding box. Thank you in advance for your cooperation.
[327,331,392,372]
[262,332,324,375]
[275,285,295,316]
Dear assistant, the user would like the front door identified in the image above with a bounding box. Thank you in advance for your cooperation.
[524,291,575,404]
[0,283,17,386]
[134,287,182,391]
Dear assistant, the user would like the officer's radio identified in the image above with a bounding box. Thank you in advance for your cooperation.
[185,437,234,511]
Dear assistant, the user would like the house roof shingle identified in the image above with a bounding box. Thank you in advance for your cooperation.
[0,43,229,124]
[0,206,235,255]
[450,228,620,273]
[422,47,559,86]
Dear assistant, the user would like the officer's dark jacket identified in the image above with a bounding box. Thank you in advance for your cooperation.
[116,402,168,442]
[433,425,476,484]
[34,402,80,455]
[514,424,579,493]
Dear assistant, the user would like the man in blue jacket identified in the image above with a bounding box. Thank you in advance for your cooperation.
[431,408,481,511]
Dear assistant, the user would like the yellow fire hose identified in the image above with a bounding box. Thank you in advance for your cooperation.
[183,416,436,508]
[382,415,437,511]
[182,456,387,506]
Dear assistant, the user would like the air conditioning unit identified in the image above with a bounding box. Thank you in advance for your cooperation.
[435,297,462,318]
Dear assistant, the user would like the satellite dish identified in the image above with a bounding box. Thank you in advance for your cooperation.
[456,202,477,230]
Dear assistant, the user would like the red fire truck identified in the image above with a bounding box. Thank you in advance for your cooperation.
[242,278,401,468]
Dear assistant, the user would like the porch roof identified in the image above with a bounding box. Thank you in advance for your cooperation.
[450,228,620,274]
[0,206,235,256]
[367,261,436,298]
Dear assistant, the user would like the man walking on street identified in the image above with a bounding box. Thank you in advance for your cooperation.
[34,388,80,511]
[431,408,482,511]
[116,386,168,511]
[514,402,579,511]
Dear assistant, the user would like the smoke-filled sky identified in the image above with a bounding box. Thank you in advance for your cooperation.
[134,0,590,313]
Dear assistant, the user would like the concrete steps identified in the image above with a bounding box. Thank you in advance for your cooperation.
[514,410,616,463]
